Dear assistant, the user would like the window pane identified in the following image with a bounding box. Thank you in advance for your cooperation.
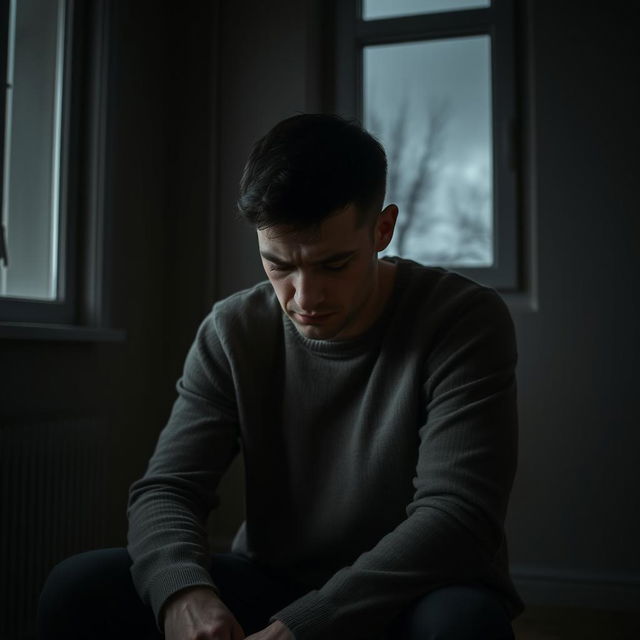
[1,0,66,300]
[364,35,493,267]
[363,0,490,21]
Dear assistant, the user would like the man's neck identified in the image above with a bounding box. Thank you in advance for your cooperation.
[362,258,397,335]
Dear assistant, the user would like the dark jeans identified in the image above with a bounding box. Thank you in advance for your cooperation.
[37,548,514,639]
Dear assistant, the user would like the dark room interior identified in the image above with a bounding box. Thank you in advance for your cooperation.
[1,1,639,638]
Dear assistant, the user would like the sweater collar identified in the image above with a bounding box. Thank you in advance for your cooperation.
[283,257,410,358]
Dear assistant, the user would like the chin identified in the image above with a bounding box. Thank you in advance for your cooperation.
[295,321,344,341]
[297,326,336,340]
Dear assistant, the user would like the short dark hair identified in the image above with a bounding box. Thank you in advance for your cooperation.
[237,113,387,230]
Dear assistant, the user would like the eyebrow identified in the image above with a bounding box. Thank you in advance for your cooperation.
[260,250,357,267]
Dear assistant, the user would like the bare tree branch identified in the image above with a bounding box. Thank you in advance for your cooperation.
[394,99,449,254]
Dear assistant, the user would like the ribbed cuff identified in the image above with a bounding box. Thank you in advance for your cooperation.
[272,591,335,640]
[148,563,219,630]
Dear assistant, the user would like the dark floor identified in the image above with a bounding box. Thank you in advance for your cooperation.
[513,605,640,640]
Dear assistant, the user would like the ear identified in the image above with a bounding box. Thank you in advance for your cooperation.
[374,204,399,252]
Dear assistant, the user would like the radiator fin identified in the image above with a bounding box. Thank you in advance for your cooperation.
[0,418,108,639]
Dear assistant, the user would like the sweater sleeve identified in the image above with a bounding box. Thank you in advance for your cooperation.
[273,288,519,639]
[127,310,240,626]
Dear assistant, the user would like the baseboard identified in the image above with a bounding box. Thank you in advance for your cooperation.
[512,566,640,612]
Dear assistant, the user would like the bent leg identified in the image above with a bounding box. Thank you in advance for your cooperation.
[391,585,515,640]
[38,547,159,640]
[38,548,306,640]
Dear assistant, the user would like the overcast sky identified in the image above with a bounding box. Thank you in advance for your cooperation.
[364,35,492,187]
[363,0,489,21]
[363,33,494,265]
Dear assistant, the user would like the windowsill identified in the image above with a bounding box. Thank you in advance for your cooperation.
[0,321,126,342]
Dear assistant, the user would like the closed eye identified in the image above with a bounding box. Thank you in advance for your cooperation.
[268,263,292,272]
[323,261,349,272]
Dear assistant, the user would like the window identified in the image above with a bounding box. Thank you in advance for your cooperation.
[0,0,76,322]
[0,0,119,336]
[334,0,520,289]
[1,0,66,303]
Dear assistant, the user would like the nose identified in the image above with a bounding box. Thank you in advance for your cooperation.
[293,270,326,313]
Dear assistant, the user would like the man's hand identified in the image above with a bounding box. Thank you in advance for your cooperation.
[245,620,294,640]
[163,586,245,640]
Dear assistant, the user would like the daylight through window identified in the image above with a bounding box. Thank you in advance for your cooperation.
[1,0,66,300]
[335,0,520,289]
[364,35,493,267]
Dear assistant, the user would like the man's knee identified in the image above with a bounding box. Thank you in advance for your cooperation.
[38,548,135,638]
[398,585,515,640]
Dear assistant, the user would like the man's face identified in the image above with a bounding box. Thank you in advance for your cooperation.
[258,204,396,341]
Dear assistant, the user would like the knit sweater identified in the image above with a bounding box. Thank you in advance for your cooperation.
[127,257,523,639]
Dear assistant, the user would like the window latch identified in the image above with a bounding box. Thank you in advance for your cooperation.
[0,223,8,267]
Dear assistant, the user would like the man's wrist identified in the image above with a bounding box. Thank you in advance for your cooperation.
[161,585,221,626]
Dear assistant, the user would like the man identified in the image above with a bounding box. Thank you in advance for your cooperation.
[39,114,522,639]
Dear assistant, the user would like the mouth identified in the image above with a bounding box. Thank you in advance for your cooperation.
[291,311,335,325]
